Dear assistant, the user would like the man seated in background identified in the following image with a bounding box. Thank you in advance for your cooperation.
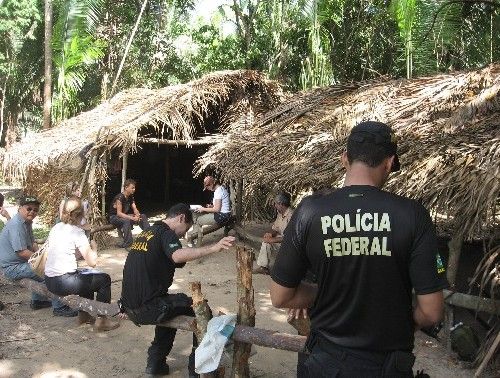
[253,192,293,275]
[109,179,150,248]
[0,196,77,317]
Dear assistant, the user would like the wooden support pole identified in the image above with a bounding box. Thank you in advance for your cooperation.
[236,179,243,223]
[232,245,255,378]
[79,158,92,194]
[121,149,128,189]
[447,233,463,289]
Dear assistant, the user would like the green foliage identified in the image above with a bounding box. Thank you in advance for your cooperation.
[51,0,106,121]
[2,0,499,144]
[33,226,50,240]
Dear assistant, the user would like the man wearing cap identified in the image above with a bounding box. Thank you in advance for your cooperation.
[187,175,232,245]
[270,121,447,377]
[253,192,294,275]
[0,196,77,316]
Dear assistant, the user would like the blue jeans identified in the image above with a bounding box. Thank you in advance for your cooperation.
[2,262,64,309]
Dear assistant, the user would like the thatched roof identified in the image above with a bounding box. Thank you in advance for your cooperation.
[0,70,284,222]
[197,64,500,239]
[2,70,283,184]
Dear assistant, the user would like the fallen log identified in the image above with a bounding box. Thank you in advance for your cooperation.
[90,223,117,235]
[444,289,499,315]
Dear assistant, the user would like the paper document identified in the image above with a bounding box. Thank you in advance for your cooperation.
[190,205,202,210]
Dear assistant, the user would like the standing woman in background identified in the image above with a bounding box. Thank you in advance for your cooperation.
[45,196,119,331]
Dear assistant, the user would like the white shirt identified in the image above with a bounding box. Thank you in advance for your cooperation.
[44,222,89,277]
[213,186,231,214]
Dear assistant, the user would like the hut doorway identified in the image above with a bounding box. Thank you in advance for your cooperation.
[107,144,212,215]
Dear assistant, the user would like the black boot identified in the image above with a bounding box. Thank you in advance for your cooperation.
[146,355,170,376]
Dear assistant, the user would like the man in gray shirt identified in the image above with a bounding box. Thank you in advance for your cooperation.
[0,196,77,317]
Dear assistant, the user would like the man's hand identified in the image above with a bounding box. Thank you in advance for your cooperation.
[262,232,273,242]
[0,207,10,219]
[287,308,308,321]
[194,207,204,213]
[211,236,236,253]
[131,214,140,222]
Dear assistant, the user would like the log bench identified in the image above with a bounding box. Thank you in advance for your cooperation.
[0,271,307,352]
[190,215,236,246]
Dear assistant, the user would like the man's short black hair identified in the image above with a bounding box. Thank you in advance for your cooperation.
[166,203,193,224]
[346,121,400,171]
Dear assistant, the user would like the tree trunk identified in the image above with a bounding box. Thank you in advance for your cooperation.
[231,245,255,377]
[43,0,53,130]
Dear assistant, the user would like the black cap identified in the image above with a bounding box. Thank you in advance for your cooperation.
[19,195,40,206]
[347,121,400,172]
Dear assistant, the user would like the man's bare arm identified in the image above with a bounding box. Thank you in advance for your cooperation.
[270,280,317,309]
[171,236,234,263]
[17,249,33,261]
[414,291,444,329]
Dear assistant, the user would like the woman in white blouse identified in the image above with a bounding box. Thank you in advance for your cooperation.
[44,196,119,331]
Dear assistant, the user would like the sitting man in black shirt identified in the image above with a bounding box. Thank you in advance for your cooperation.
[270,121,448,377]
[119,203,235,377]
[109,178,149,248]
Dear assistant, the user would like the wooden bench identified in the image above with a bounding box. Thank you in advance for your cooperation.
[190,215,236,246]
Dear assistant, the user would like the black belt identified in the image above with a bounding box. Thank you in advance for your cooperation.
[309,332,389,365]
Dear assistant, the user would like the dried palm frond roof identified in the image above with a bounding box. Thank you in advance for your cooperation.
[2,70,284,184]
[197,64,500,238]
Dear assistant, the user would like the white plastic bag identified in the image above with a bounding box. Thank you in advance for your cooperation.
[195,314,237,374]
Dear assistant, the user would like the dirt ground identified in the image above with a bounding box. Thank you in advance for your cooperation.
[0,222,486,378]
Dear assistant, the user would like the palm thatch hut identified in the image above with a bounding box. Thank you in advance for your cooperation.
[197,64,500,243]
[1,70,284,222]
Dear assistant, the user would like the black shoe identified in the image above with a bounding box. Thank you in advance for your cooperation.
[145,359,170,376]
[30,300,52,310]
[53,305,78,317]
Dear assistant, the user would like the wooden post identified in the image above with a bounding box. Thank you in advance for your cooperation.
[79,158,92,194]
[236,179,243,223]
[190,281,212,342]
[231,245,255,378]
[447,233,463,288]
[121,149,128,189]
[164,147,170,205]
[190,282,224,378]
[101,176,106,218]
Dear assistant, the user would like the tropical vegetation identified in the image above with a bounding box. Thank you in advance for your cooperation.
[0,0,498,146]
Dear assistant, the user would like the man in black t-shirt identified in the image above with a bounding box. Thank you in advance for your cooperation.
[270,121,448,377]
[120,203,234,377]
[109,178,149,248]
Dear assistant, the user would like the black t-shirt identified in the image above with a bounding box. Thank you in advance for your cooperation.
[120,221,185,309]
[109,193,135,216]
[271,185,448,352]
